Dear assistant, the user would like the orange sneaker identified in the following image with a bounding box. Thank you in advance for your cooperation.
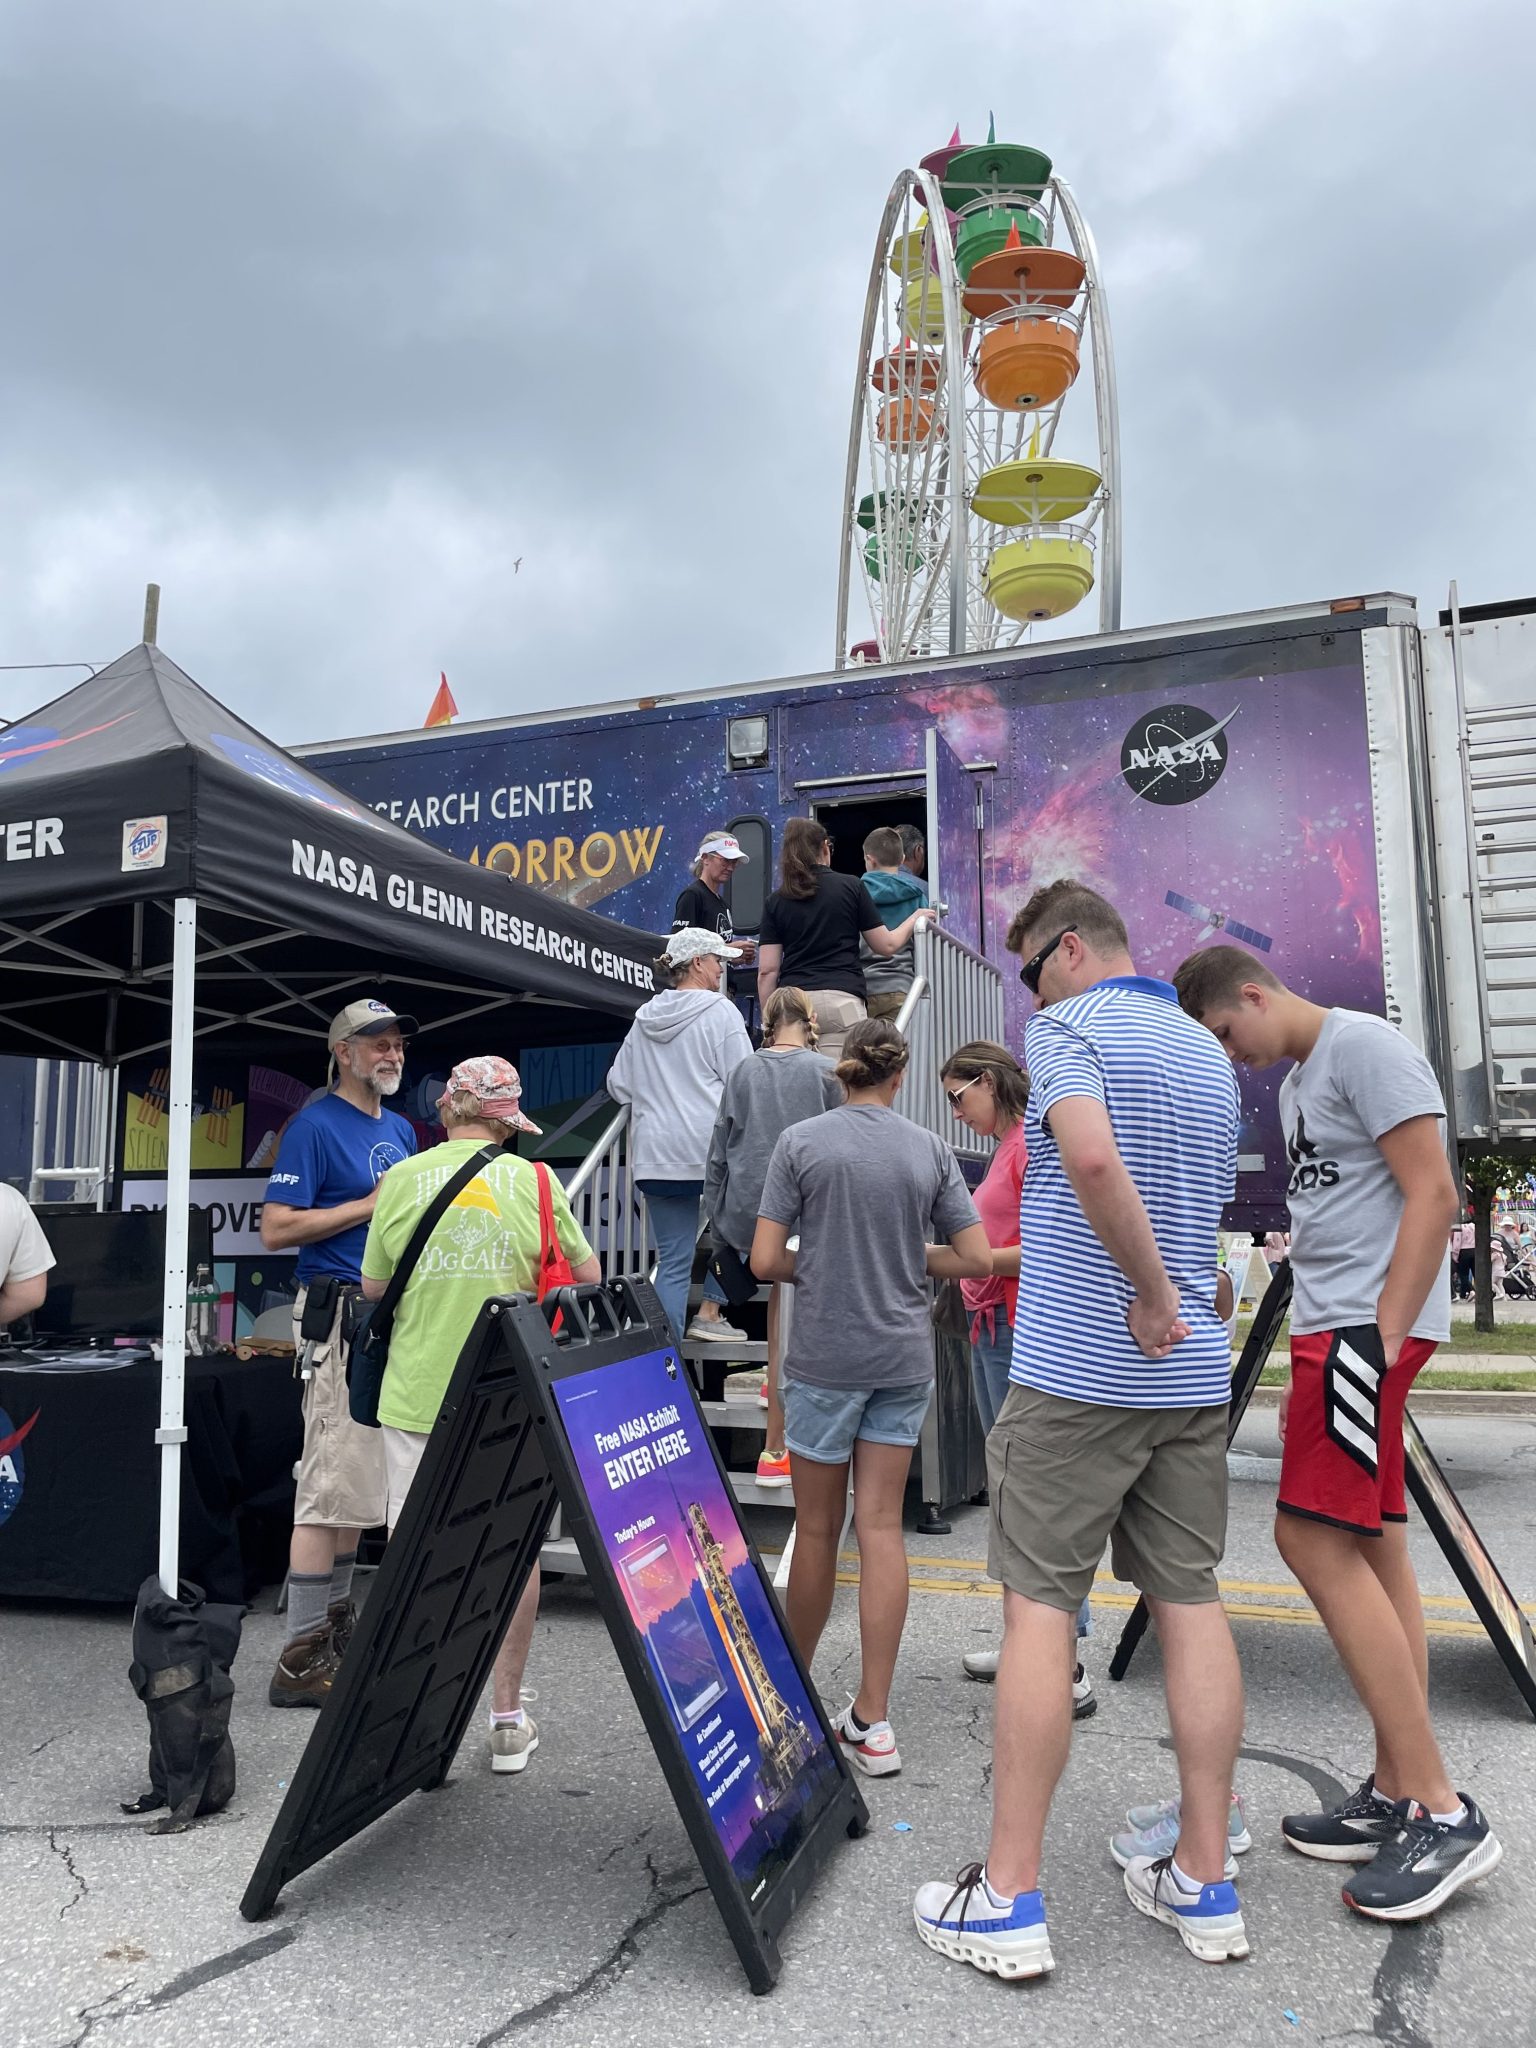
[755,1448,792,1488]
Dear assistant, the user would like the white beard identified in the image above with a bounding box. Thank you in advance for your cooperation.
[370,1069,402,1097]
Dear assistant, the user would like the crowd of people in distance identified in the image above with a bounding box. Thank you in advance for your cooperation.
[253,820,1502,1970]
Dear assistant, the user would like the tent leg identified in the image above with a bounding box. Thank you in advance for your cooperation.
[157,899,197,1599]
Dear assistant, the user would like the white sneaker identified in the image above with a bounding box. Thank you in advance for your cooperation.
[914,1864,1054,1979]
[489,1713,539,1775]
[830,1699,901,1777]
[1122,1854,1250,1963]
[687,1315,747,1343]
[961,1650,1097,1720]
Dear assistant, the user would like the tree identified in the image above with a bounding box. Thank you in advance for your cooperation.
[1462,1155,1536,1332]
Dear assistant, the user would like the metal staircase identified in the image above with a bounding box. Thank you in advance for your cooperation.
[1444,588,1536,1139]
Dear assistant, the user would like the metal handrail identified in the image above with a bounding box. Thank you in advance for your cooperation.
[557,1099,653,1284]
[893,922,1007,1161]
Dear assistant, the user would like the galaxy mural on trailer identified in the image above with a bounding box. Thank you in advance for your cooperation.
[551,1345,841,1900]
[314,638,1384,1222]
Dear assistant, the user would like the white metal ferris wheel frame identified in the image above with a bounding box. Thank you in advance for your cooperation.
[834,166,1123,668]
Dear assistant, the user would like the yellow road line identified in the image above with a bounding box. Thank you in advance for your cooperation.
[828,1572,1495,1640]
[853,1553,1536,1621]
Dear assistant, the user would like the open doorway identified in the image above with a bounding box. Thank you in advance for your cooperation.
[810,790,927,882]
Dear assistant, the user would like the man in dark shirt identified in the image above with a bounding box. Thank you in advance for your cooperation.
[672,832,755,963]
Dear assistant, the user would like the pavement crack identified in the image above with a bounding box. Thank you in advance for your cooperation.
[1370,1921,1442,2048]
[48,1829,88,1919]
[56,1981,133,2048]
[472,1882,710,2045]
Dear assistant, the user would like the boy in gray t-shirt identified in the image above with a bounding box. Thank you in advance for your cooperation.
[1175,947,1500,1924]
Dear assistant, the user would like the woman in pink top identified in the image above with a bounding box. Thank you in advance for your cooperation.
[942,1039,1095,1704]
[941,1040,1029,1433]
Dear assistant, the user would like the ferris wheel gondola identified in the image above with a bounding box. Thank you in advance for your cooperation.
[836,124,1122,667]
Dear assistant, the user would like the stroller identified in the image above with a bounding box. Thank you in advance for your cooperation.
[1499,1236,1536,1300]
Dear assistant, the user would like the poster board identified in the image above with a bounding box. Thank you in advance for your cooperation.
[241,1281,867,1993]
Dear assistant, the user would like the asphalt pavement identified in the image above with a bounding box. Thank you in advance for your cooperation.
[3,1406,1535,2048]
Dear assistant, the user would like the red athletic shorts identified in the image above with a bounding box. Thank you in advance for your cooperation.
[1278,1327,1437,1537]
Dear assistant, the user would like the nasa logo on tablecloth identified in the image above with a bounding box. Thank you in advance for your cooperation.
[1121,704,1237,806]
[122,816,168,870]
[0,1407,39,1528]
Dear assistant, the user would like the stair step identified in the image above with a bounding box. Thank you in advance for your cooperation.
[681,1339,770,1363]
[701,1399,769,1432]
[730,1472,796,1509]
[538,1534,586,1576]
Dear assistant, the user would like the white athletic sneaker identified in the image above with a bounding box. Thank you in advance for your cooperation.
[830,1699,901,1777]
[1124,1790,1252,1855]
[961,1649,1098,1720]
[914,1864,1054,1979]
[1121,1853,1250,1963]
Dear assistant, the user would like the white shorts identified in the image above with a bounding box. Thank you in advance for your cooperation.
[382,1425,429,1532]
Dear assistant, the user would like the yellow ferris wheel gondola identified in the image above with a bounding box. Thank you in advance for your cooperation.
[972,458,1101,526]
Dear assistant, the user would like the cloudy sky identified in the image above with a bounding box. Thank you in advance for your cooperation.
[1,0,1532,746]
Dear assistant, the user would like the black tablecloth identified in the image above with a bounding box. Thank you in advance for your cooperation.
[0,1351,303,1605]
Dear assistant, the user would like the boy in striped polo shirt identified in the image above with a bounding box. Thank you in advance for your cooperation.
[1174,947,1500,1923]
[916,882,1248,1979]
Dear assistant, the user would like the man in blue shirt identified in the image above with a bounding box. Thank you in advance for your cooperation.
[261,999,417,1707]
[916,880,1247,1979]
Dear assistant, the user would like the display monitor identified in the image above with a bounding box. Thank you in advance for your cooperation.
[30,1207,215,1340]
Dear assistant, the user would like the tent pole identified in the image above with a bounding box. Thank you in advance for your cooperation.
[157,898,197,1597]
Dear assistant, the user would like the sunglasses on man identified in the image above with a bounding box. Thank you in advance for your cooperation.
[1018,925,1077,995]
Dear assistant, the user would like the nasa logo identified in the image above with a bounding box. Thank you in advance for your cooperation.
[365,1000,391,1015]
[0,1406,40,1529]
[1121,704,1237,807]
[122,816,168,871]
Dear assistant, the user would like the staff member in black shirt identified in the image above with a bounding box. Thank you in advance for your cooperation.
[757,818,934,1064]
[673,831,756,966]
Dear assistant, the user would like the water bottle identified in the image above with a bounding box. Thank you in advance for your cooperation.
[188,1263,220,1351]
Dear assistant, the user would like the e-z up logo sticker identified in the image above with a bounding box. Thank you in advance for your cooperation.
[1120,705,1237,807]
[122,816,168,870]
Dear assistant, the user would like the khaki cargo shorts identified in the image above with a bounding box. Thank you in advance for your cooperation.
[805,989,866,1066]
[986,1382,1228,1612]
[865,992,908,1023]
[291,1284,387,1531]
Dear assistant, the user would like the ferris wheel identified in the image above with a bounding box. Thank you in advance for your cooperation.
[835,124,1122,667]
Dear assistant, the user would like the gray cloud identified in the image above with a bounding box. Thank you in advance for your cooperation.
[1,0,1532,742]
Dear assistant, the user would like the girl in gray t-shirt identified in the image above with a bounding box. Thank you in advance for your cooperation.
[752,1018,988,1781]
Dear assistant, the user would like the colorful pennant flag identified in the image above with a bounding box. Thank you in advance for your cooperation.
[424,673,458,728]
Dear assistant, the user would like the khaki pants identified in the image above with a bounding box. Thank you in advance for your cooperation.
[291,1284,387,1530]
[866,991,908,1023]
[806,989,866,1066]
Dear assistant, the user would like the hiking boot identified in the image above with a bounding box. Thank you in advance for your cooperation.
[268,1624,339,1708]
[327,1598,358,1661]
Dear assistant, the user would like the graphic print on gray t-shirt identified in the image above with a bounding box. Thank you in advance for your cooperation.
[757,1102,979,1389]
[1278,1008,1451,1341]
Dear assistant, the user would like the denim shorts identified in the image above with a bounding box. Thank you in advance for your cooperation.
[782,1379,933,1465]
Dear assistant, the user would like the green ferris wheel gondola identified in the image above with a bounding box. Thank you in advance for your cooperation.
[941,141,1054,214]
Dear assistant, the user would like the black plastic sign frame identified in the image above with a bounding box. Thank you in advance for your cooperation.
[242,1280,868,1994]
[1110,1263,1536,1722]
[1403,1413,1536,1718]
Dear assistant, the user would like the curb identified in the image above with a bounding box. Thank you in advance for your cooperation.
[1247,1385,1536,1420]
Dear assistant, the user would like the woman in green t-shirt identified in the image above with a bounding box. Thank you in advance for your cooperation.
[361,1055,600,1776]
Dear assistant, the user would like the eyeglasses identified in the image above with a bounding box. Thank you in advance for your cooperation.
[1019,926,1077,995]
[944,1076,982,1110]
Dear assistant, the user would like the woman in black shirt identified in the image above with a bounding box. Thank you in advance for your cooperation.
[756,818,933,1063]
[671,830,755,965]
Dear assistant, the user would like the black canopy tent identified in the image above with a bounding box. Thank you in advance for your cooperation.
[0,643,661,1595]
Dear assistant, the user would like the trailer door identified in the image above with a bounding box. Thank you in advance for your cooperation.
[924,727,986,956]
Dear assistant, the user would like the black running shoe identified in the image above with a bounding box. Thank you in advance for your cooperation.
[1281,1775,1400,1863]
[1343,1797,1502,1921]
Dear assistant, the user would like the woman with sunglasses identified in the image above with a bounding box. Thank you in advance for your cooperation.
[943,1039,1095,1713]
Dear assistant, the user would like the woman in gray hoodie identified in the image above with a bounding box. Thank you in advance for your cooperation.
[607,927,753,1344]
[704,987,844,1485]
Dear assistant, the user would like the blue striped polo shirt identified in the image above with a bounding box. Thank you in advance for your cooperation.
[1012,975,1240,1409]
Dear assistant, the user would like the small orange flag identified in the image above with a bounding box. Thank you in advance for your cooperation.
[424,673,457,728]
